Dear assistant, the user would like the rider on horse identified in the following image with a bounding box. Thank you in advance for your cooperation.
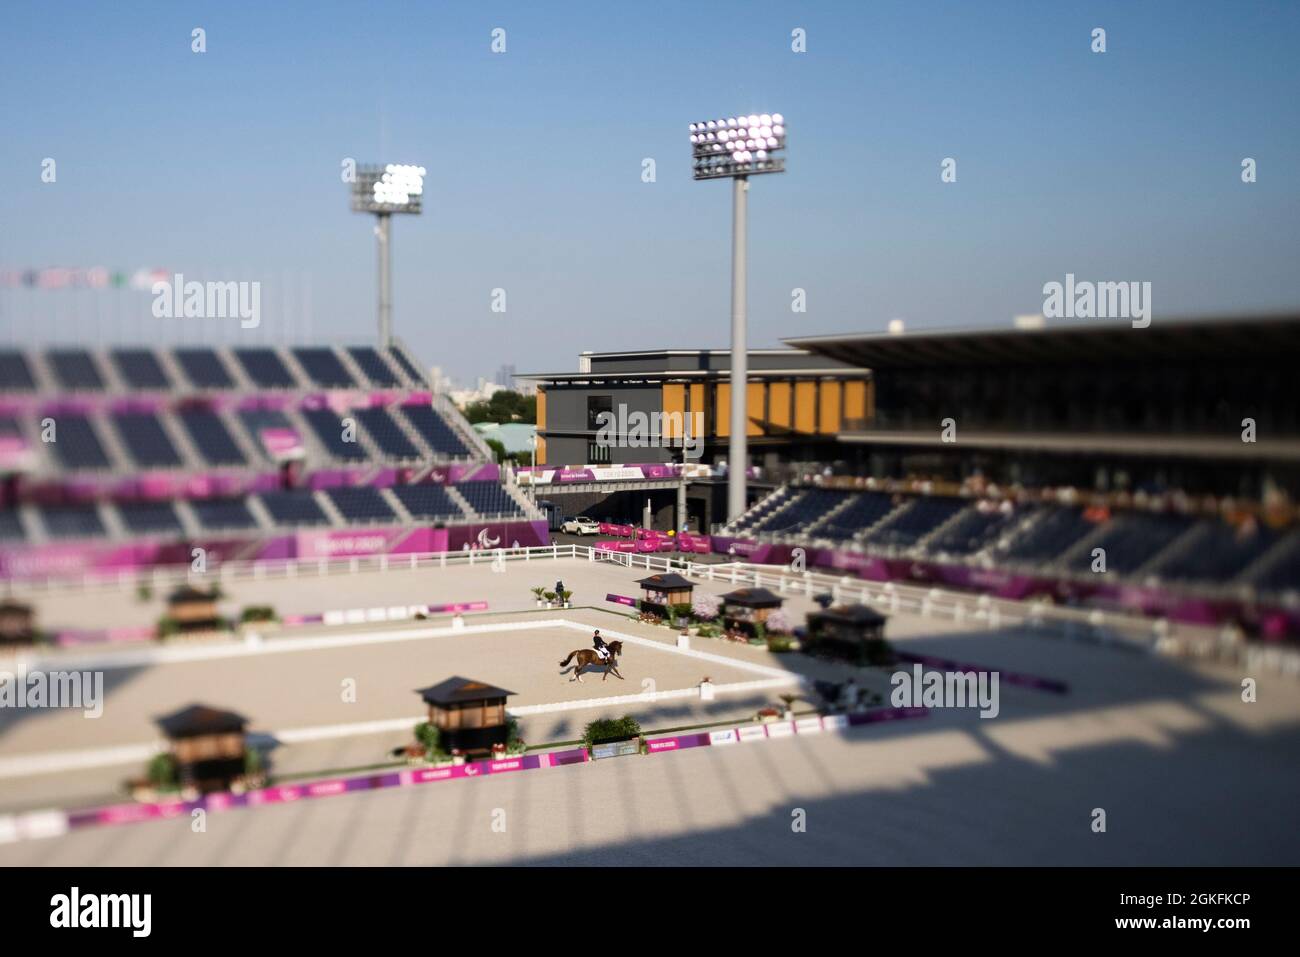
[592,629,610,660]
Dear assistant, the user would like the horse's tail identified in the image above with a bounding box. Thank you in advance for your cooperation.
[559,651,577,667]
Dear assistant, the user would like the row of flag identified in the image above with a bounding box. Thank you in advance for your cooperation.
[0,268,171,291]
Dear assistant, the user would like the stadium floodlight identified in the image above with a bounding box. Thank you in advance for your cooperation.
[689,112,786,521]
[350,164,426,347]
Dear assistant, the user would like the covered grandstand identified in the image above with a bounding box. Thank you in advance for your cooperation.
[711,314,1300,638]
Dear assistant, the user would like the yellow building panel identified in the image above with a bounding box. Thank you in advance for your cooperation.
[746,382,765,436]
[794,381,817,433]
[662,383,686,438]
[689,383,706,439]
[536,389,546,430]
[715,382,730,438]
[767,380,792,429]
[843,379,867,426]
[535,436,546,465]
[819,381,842,433]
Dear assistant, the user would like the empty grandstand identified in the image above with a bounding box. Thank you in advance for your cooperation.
[711,314,1300,639]
[0,341,545,578]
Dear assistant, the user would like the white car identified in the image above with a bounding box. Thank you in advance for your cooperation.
[561,516,600,535]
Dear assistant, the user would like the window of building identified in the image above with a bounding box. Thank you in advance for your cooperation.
[587,395,613,431]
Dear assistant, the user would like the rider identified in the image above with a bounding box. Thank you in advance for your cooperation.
[592,629,610,660]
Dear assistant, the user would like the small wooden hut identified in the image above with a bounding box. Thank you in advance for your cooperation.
[636,573,695,616]
[416,677,515,755]
[720,586,785,635]
[0,599,36,646]
[804,604,893,665]
[155,704,249,793]
[166,585,222,633]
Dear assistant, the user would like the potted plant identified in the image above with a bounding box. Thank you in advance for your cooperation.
[669,602,693,629]
[503,716,527,756]
[238,605,279,636]
[557,587,574,608]
[531,586,546,608]
[543,591,557,609]
[778,693,799,720]
[582,716,643,758]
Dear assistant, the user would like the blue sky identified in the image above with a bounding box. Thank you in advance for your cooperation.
[2,0,1297,383]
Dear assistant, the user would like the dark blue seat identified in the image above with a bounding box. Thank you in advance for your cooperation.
[348,347,401,388]
[178,409,246,466]
[174,348,234,389]
[355,407,420,459]
[113,412,182,468]
[391,484,463,520]
[399,405,470,457]
[233,348,295,388]
[293,348,356,389]
[111,350,170,389]
[259,489,329,527]
[47,350,104,391]
[326,486,395,523]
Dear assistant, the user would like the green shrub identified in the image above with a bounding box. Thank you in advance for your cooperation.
[669,602,693,624]
[244,746,263,777]
[581,715,642,748]
[146,752,178,788]
[767,637,794,653]
[156,616,180,639]
[543,591,557,603]
[136,582,153,603]
[504,716,526,755]
[414,721,450,762]
[239,605,277,623]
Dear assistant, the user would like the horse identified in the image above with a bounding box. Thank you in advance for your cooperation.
[559,639,624,682]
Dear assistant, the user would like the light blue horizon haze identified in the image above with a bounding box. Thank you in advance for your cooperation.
[2,1,1298,383]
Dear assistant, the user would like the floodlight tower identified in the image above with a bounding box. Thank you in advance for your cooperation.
[689,113,786,522]
[350,164,426,348]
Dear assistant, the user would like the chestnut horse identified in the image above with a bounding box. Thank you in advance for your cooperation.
[559,640,624,682]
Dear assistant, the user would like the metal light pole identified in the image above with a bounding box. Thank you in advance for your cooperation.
[688,113,785,522]
[375,212,392,348]
[728,176,749,520]
[351,164,424,348]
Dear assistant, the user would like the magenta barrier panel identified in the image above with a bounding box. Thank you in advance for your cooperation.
[645,732,711,753]
[846,706,929,726]
[52,717,931,842]
[428,601,489,613]
[56,626,154,647]
[281,614,324,626]
[605,593,638,608]
[63,750,565,837]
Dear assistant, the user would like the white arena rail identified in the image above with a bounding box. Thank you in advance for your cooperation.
[2,542,1292,675]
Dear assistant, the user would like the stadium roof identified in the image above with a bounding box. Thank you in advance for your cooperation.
[785,313,1300,369]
